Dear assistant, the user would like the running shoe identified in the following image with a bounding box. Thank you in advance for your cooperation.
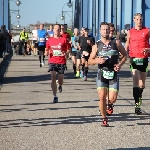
[53,97,58,103]
[84,76,87,81]
[80,71,84,78]
[58,85,62,93]
[106,104,113,116]
[135,103,142,115]
[101,118,109,127]
[76,71,80,77]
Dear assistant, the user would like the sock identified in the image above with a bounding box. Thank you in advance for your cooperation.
[39,56,41,63]
[133,87,139,104]
[82,64,85,72]
[84,67,88,77]
[54,95,57,97]
[73,64,76,74]
[139,87,144,98]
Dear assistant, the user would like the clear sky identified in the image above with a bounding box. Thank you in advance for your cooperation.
[10,0,75,27]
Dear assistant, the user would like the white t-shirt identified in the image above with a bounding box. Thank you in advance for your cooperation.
[32,30,38,40]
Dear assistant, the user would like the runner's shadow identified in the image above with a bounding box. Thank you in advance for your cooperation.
[108,147,150,150]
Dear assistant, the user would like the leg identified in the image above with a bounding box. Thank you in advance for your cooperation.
[57,64,65,93]
[76,51,81,77]
[72,53,77,76]
[51,71,57,96]
[107,76,119,115]
[96,70,109,126]
[39,50,43,67]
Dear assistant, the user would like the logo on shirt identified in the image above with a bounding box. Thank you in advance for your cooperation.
[142,33,145,37]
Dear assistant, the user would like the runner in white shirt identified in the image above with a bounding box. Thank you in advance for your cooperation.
[32,26,38,56]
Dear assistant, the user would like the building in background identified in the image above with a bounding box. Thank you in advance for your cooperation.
[74,0,150,40]
[0,0,9,29]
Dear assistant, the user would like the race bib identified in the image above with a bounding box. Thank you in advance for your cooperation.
[53,50,62,56]
[133,58,143,65]
[39,38,45,42]
[83,51,89,56]
[102,70,114,79]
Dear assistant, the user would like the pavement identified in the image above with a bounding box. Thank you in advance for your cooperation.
[0,55,150,150]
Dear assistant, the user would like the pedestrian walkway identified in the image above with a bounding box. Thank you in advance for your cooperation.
[0,56,150,150]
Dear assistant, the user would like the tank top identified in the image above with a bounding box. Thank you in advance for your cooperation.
[129,27,149,58]
[96,39,119,71]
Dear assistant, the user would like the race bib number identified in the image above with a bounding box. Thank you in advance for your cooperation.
[102,70,114,79]
[133,58,143,65]
[39,38,45,42]
[83,51,89,56]
[53,50,62,56]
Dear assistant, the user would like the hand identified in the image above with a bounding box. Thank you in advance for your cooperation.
[96,57,107,64]
[114,64,121,72]
[143,48,150,55]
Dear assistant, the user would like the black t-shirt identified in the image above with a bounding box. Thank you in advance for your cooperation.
[78,35,95,52]
[119,33,127,43]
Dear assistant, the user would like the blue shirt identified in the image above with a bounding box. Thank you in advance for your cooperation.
[71,36,78,52]
[47,30,54,37]
[37,29,46,46]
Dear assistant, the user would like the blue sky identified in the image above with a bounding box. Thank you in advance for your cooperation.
[10,0,75,26]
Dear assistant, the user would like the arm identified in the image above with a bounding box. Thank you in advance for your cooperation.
[125,32,130,51]
[88,44,106,65]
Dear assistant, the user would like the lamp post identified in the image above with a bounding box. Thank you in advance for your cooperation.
[9,0,21,30]
[60,12,71,24]
[61,0,74,30]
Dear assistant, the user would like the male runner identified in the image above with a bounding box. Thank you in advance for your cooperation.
[37,24,47,67]
[88,22,127,126]
[78,28,94,81]
[75,27,85,77]
[32,26,38,56]
[125,13,150,114]
[60,24,71,70]
[47,24,54,38]
[46,24,69,103]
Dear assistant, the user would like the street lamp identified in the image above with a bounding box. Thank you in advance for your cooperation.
[61,0,74,30]
[60,16,65,21]
[60,12,71,24]
[16,14,20,19]
[16,0,21,6]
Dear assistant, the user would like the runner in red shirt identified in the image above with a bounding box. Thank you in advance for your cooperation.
[125,13,150,114]
[60,24,71,70]
[46,24,69,103]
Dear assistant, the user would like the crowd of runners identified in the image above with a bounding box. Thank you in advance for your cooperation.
[19,13,149,127]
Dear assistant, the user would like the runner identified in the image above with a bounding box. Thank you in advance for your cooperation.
[71,28,79,77]
[88,22,127,126]
[78,28,95,81]
[75,27,85,77]
[125,13,150,114]
[108,23,115,39]
[37,24,47,67]
[60,24,71,70]
[46,24,69,103]
[47,24,54,38]
[32,26,38,56]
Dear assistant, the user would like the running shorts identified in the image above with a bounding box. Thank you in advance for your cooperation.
[49,63,66,74]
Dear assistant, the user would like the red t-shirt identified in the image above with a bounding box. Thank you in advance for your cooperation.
[61,32,71,49]
[46,37,67,64]
[129,27,150,58]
